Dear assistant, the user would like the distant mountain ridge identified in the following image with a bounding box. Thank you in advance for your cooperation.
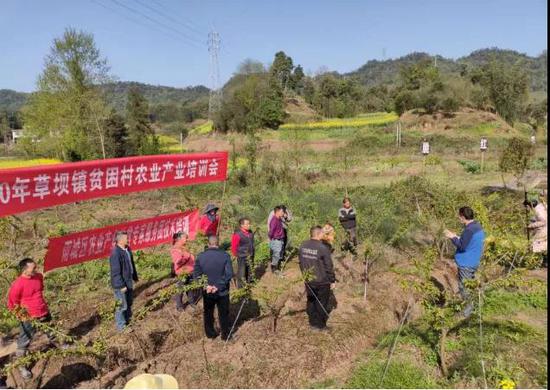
[0,81,210,113]
[346,48,547,92]
[1,48,546,114]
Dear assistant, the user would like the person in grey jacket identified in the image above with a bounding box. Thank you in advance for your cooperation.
[338,197,358,252]
[109,231,138,331]
[299,226,336,330]
[194,236,234,340]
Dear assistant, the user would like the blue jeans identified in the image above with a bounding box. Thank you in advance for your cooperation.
[458,266,476,316]
[269,239,284,267]
[114,288,133,331]
[16,312,55,355]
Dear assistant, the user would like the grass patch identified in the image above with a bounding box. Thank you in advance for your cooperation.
[483,287,547,316]
[346,359,437,388]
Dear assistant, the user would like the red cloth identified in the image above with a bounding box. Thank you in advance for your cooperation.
[199,215,220,236]
[231,228,251,257]
[170,247,195,275]
[7,274,49,318]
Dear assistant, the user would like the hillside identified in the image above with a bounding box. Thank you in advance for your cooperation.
[346,48,547,93]
[0,82,210,114]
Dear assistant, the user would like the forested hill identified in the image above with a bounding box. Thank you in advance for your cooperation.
[0,82,209,113]
[346,48,547,92]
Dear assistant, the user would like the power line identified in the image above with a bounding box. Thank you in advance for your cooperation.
[149,0,206,35]
[132,0,205,41]
[91,0,188,44]
[107,0,204,49]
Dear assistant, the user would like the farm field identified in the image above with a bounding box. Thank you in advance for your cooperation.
[0,109,547,389]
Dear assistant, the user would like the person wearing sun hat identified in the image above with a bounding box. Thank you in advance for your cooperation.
[199,203,220,237]
[124,373,178,389]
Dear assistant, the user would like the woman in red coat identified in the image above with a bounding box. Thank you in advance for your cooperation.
[171,232,199,311]
[199,203,220,237]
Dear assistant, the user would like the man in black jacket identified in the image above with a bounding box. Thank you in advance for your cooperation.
[298,226,336,330]
[109,231,138,331]
[194,235,234,340]
[338,197,358,253]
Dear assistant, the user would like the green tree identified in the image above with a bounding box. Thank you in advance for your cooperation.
[103,111,128,158]
[270,51,294,91]
[499,137,534,187]
[289,64,305,92]
[22,28,111,161]
[471,60,529,124]
[126,87,159,155]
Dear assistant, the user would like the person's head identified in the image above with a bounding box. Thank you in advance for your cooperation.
[322,223,335,243]
[458,206,475,224]
[19,258,36,277]
[115,231,128,247]
[172,231,188,246]
[310,225,323,240]
[343,197,351,208]
[207,235,219,248]
[274,206,284,218]
[239,217,251,230]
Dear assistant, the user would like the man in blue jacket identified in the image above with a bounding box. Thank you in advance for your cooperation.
[109,231,138,331]
[445,206,485,317]
[194,235,234,340]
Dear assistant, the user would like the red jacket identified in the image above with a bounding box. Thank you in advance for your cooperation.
[231,228,252,257]
[199,214,220,236]
[170,247,195,275]
[7,273,49,319]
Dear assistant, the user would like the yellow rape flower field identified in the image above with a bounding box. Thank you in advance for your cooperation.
[0,158,61,170]
[280,112,398,130]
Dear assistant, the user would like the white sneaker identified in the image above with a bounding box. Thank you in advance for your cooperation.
[18,366,32,380]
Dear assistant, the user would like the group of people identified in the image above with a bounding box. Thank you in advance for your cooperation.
[5,193,546,380]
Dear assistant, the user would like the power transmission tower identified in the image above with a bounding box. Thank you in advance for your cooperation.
[208,29,222,120]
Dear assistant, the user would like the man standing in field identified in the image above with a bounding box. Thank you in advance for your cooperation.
[231,217,255,288]
[338,197,358,254]
[267,205,292,260]
[298,226,336,331]
[268,206,286,274]
[7,258,67,380]
[194,236,234,340]
[109,231,139,331]
[444,206,485,317]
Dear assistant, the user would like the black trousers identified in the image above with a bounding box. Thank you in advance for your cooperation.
[305,284,331,329]
[202,292,231,339]
[236,257,251,289]
[174,274,200,309]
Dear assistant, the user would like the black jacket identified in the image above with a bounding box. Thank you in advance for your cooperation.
[236,229,255,260]
[109,245,138,290]
[194,247,233,296]
[298,239,336,286]
[338,207,357,229]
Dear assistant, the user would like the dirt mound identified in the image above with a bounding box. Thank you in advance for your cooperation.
[400,108,515,135]
[284,96,319,123]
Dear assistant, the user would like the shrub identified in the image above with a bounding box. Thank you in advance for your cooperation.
[458,159,481,174]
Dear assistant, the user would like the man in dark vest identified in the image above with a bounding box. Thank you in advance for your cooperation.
[109,231,138,331]
[298,226,336,331]
[231,217,255,288]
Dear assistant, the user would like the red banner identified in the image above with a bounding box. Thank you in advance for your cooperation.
[44,209,199,272]
[0,152,228,217]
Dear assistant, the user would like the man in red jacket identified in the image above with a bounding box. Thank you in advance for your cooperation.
[7,258,64,380]
[231,218,255,288]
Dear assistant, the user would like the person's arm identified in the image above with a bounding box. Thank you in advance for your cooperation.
[322,246,336,283]
[129,249,138,282]
[193,256,203,281]
[231,233,240,257]
[7,282,21,311]
[109,249,125,289]
[223,254,234,286]
[338,208,349,223]
[348,208,356,220]
[268,217,276,240]
[451,228,474,253]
